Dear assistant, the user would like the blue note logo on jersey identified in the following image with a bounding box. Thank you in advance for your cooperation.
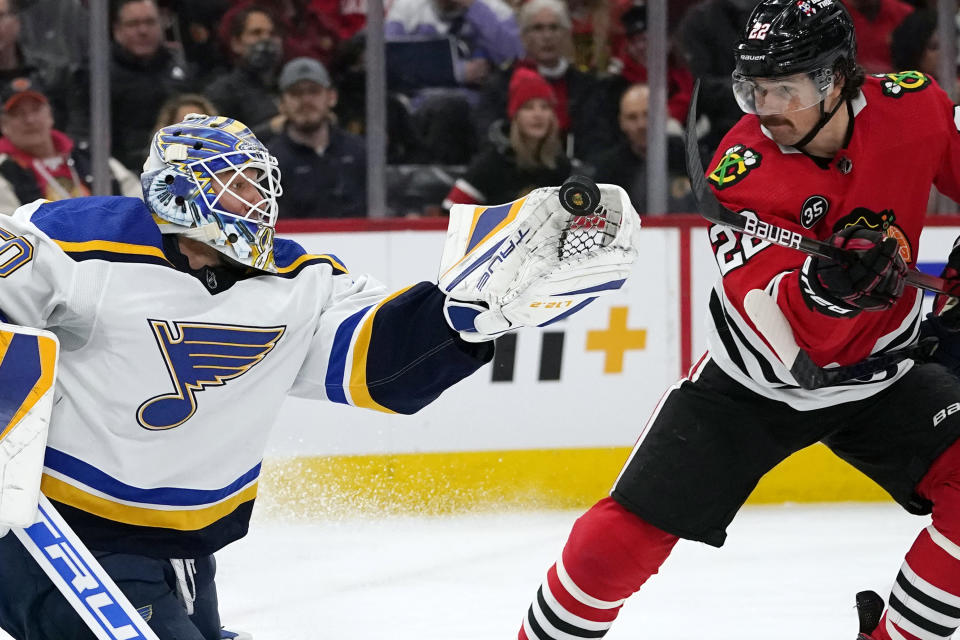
[137,320,285,430]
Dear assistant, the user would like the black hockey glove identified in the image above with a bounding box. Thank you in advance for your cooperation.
[799,225,906,318]
[932,237,960,332]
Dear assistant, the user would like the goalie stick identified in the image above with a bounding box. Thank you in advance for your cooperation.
[685,82,947,389]
[13,495,161,640]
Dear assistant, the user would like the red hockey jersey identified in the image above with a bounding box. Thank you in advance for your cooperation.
[704,72,960,409]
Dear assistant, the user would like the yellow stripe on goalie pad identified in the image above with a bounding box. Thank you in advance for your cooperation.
[0,325,59,442]
[0,323,59,528]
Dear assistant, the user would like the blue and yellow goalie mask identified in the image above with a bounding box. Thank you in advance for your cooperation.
[141,114,283,272]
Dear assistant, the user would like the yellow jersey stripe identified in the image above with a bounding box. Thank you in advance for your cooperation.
[41,475,259,531]
[346,286,415,413]
[276,253,348,274]
[53,238,169,261]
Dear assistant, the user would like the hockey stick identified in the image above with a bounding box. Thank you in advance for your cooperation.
[684,81,960,298]
[12,494,161,640]
[685,82,944,389]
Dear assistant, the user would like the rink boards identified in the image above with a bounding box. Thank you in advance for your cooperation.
[256,217,960,515]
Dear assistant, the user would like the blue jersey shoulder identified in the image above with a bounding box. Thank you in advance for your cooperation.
[272,237,348,278]
[28,197,170,266]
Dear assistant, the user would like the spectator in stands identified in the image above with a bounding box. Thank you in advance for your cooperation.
[16,0,88,72]
[678,0,755,154]
[589,83,694,214]
[268,57,367,218]
[73,0,194,172]
[0,0,74,137]
[444,68,572,209]
[385,0,524,164]
[386,0,523,89]
[609,4,693,125]
[152,93,218,132]
[206,4,283,136]
[890,8,940,75]
[842,0,915,73]
[159,1,232,84]
[0,81,140,215]
[219,0,340,67]
[312,0,366,41]
[473,0,618,161]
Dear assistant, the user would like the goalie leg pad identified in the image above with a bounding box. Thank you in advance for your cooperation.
[0,322,59,529]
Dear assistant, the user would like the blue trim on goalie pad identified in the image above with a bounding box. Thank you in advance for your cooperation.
[326,305,374,404]
[538,297,597,327]
[0,333,42,431]
[364,283,493,414]
[467,202,513,253]
[44,448,261,507]
[558,279,627,296]
[30,197,163,249]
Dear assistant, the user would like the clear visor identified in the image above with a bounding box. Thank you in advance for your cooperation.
[194,149,283,228]
[732,69,834,116]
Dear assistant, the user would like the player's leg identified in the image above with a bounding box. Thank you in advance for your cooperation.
[519,358,824,639]
[823,362,960,640]
[0,530,221,640]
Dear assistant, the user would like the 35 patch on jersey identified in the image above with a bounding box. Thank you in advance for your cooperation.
[708,144,761,190]
[875,71,931,98]
[800,195,829,228]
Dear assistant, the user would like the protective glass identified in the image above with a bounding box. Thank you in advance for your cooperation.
[732,68,834,115]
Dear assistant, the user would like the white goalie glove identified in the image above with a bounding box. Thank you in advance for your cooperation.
[438,181,642,342]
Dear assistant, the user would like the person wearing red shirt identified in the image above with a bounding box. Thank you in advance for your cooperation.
[842,0,915,73]
[515,2,960,639]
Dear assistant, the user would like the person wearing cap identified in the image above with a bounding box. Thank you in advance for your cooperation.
[265,56,367,218]
[0,81,139,214]
[443,67,573,209]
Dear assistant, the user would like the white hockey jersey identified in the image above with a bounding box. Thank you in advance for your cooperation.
[0,196,491,557]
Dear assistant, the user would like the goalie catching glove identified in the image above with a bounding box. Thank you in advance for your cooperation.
[438,183,641,342]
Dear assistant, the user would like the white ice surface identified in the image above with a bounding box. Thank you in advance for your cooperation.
[0,502,927,639]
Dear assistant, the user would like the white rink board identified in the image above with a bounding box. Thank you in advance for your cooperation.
[266,225,960,457]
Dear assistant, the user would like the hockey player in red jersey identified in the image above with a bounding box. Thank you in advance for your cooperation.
[516,1,960,639]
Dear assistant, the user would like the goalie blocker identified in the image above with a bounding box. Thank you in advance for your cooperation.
[438,181,642,341]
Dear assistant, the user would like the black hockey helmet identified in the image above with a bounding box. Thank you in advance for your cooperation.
[733,0,856,79]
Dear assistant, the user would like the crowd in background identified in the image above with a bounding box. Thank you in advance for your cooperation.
[0,0,954,218]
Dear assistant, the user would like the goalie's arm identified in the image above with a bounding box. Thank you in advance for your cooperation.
[290,274,493,415]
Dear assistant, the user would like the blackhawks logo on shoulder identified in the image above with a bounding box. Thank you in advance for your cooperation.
[707,144,761,190]
[875,71,931,98]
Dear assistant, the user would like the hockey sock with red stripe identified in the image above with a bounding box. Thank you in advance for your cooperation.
[519,497,678,640]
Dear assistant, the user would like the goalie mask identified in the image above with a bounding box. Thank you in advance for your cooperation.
[141,114,283,272]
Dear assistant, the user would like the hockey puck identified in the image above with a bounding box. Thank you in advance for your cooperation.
[559,175,601,215]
